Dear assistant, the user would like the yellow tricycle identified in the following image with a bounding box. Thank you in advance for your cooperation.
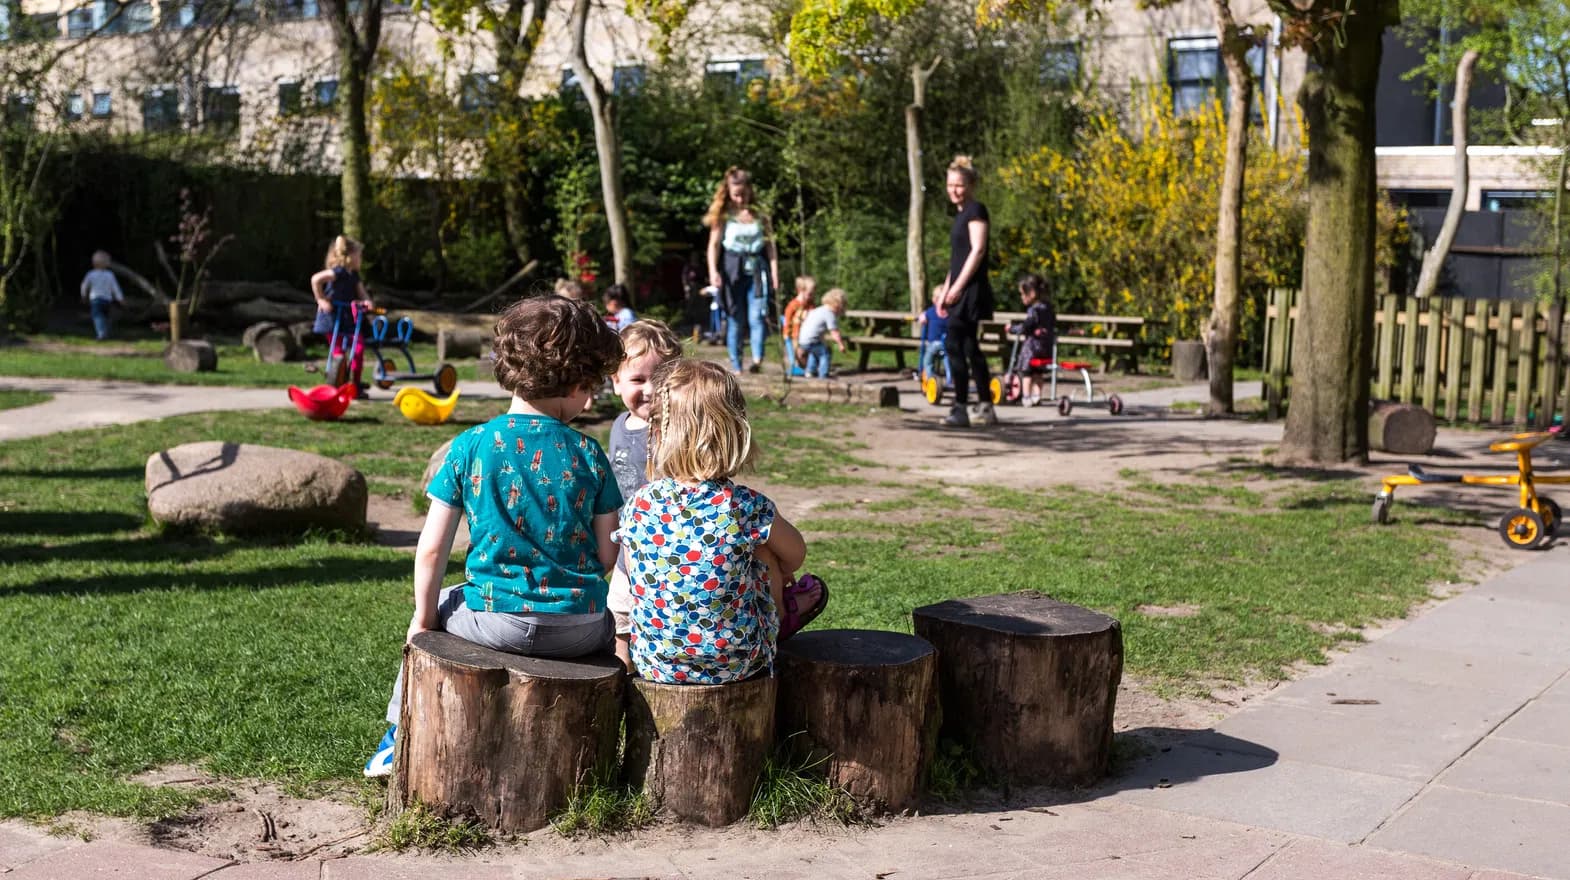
[1372,431,1567,550]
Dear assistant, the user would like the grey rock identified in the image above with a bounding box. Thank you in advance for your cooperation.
[146,441,366,534]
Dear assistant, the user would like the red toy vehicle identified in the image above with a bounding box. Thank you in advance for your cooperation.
[287,383,357,421]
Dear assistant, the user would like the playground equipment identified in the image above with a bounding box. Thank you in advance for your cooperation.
[394,386,461,425]
[919,337,1003,407]
[998,340,1123,416]
[322,304,458,397]
[1372,431,1566,550]
[287,383,357,421]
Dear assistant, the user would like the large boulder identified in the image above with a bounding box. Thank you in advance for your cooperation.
[146,442,367,535]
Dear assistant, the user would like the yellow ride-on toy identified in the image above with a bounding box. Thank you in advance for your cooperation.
[1372,431,1566,550]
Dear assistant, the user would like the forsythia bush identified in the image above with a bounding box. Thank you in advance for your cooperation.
[995,90,1308,348]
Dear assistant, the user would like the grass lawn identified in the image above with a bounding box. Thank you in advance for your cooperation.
[0,395,1465,821]
[0,389,50,411]
[0,336,486,389]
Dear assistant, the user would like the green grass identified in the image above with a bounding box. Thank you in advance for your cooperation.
[0,389,50,411]
[0,337,484,388]
[0,391,1464,821]
[551,772,654,836]
[370,800,492,852]
[747,748,864,829]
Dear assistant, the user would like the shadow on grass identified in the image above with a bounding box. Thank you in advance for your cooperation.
[2,553,411,597]
[0,510,144,534]
[0,466,145,481]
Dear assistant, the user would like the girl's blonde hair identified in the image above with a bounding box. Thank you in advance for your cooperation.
[324,235,362,270]
[794,275,816,297]
[648,359,755,483]
[703,166,756,229]
[822,288,847,311]
[947,154,978,185]
[619,319,683,364]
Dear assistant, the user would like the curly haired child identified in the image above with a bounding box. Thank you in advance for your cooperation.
[364,295,625,776]
[619,359,828,683]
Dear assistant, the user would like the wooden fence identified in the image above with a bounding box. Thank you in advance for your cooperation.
[1262,288,1570,427]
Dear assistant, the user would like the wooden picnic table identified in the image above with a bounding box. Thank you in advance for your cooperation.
[843,309,1164,374]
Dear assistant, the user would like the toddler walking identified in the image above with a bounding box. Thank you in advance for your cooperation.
[620,359,827,684]
[782,276,816,375]
[364,295,625,777]
[80,251,124,341]
[795,288,848,380]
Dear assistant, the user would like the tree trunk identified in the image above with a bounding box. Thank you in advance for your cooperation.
[623,675,775,826]
[1413,50,1479,300]
[388,632,625,833]
[568,0,630,285]
[1540,139,1568,429]
[491,0,549,267]
[322,0,382,242]
[776,629,939,813]
[912,592,1122,788]
[907,58,941,317]
[1279,5,1394,465]
[1368,400,1436,454]
[1205,6,1252,416]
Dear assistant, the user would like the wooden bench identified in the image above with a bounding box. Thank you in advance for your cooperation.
[847,309,1157,375]
[989,312,1160,374]
[844,310,1004,373]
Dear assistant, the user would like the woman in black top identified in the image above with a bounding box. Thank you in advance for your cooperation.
[937,155,995,427]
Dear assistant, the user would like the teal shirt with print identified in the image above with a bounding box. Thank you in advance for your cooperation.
[427,412,623,614]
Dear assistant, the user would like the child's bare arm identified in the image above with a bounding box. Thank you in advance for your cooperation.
[410,499,463,642]
[831,328,846,352]
[593,511,619,572]
[309,269,333,310]
[763,512,807,577]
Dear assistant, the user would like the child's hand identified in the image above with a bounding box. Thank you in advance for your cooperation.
[406,619,434,644]
[317,300,333,313]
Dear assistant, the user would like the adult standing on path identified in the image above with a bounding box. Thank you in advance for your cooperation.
[706,167,780,375]
[937,155,996,428]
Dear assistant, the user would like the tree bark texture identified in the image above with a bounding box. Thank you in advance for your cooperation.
[164,339,217,372]
[322,0,382,242]
[1278,2,1395,465]
[776,629,939,812]
[624,675,776,826]
[1171,339,1208,382]
[492,0,549,266]
[387,631,625,833]
[568,0,630,285]
[252,327,300,364]
[1540,141,1569,429]
[906,57,941,317]
[1368,400,1436,455]
[913,592,1122,788]
[1413,50,1479,301]
[1205,3,1253,416]
[242,321,282,349]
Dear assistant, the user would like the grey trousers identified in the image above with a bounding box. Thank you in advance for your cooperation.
[385,584,615,724]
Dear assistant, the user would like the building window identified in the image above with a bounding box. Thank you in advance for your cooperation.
[704,58,767,92]
[123,0,153,31]
[559,67,581,95]
[66,5,94,38]
[277,81,301,115]
[5,94,35,126]
[275,0,317,19]
[202,84,239,135]
[22,12,59,40]
[142,87,179,132]
[64,92,84,120]
[313,78,337,109]
[612,64,645,94]
[459,72,498,112]
[1040,41,1079,89]
[1388,189,1451,209]
[91,90,112,117]
[1483,190,1551,212]
[1168,36,1219,115]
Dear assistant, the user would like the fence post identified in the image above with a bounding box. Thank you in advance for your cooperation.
[1515,301,1538,428]
[1491,301,1513,425]
[1444,296,1466,421]
[1375,293,1396,400]
[1420,299,1443,411]
[1264,289,1289,419]
[1398,294,1419,402]
[1466,298,1488,423]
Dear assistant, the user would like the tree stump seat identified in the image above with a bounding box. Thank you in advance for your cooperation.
[388,631,625,833]
[776,629,939,812]
[913,592,1122,788]
[623,674,776,826]
[164,339,217,373]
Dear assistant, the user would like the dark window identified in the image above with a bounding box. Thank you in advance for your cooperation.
[1168,36,1219,115]
[123,0,153,31]
[142,87,179,132]
[704,58,767,93]
[277,81,301,115]
[91,91,112,117]
[1041,41,1079,89]
[313,78,337,109]
[612,64,645,94]
[274,0,317,19]
[5,94,35,126]
[64,92,83,120]
[559,67,581,95]
[22,12,59,40]
[1388,189,1452,209]
[66,6,93,37]
[1483,190,1551,212]
[459,72,497,112]
[202,84,239,135]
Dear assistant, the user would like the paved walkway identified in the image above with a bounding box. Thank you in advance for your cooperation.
[2,372,1567,878]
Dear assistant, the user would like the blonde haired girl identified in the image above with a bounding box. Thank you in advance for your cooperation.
[704,166,779,374]
[619,359,827,684]
[310,235,375,391]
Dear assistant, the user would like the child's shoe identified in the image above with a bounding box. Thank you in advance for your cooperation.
[974,401,999,426]
[779,574,829,641]
[942,404,970,428]
[364,725,397,778]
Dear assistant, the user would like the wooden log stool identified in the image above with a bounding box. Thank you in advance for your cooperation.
[913,592,1122,788]
[387,631,625,833]
[623,675,776,826]
[776,629,939,812]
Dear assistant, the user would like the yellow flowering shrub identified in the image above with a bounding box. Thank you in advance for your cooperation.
[995,90,1308,348]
